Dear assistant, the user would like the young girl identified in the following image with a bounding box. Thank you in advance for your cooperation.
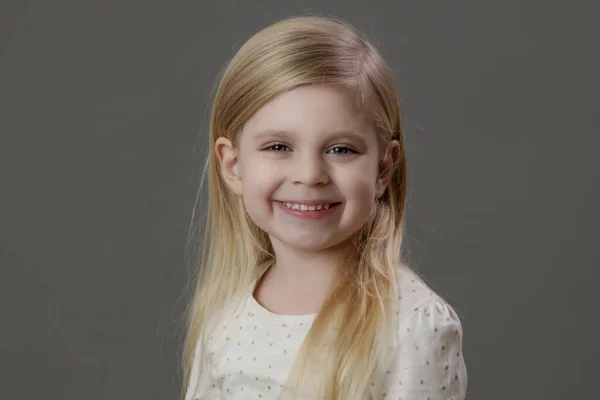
[183,15,467,400]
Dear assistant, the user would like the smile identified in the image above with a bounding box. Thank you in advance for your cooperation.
[281,202,334,211]
[275,201,342,219]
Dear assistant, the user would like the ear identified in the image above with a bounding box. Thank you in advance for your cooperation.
[215,137,243,195]
[375,139,401,198]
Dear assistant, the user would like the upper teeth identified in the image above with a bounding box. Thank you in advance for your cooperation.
[282,202,332,211]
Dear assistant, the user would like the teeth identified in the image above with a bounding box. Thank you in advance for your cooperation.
[283,202,333,211]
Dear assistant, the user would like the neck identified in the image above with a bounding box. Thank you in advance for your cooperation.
[265,237,354,299]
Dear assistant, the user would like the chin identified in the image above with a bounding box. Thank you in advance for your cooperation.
[272,231,352,252]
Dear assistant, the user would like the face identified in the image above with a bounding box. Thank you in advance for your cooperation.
[216,84,398,253]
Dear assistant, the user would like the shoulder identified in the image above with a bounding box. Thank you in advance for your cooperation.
[394,265,464,351]
[379,266,467,399]
[394,265,461,325]
[393,265,464,346]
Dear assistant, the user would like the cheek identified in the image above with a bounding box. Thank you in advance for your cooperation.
[337,164,379,200]
[240,157,282,201]
[351,181,377,209]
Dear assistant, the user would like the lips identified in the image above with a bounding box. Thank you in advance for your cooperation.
[274,200,342,219]
[276,200,340,206]
[280,201,335,211]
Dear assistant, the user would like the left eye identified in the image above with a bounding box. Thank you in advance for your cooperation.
[327,146,355,155]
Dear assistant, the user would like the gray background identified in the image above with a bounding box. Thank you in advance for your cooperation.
[1,0,598,399]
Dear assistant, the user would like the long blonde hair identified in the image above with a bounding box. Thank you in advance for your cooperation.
[183,15,407,400]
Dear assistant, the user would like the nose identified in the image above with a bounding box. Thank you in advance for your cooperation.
[291,152,330,186]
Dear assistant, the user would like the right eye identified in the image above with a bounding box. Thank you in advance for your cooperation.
[265,143,290,152]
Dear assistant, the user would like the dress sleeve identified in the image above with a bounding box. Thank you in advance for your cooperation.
[380,302,468,400]
[184,339,213,400]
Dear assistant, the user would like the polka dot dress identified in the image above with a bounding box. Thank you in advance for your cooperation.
[185,267,467,399]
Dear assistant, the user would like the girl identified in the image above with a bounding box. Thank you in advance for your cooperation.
[183,15,467,400]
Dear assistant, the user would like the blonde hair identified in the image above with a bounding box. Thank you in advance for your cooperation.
[182,15,407,400]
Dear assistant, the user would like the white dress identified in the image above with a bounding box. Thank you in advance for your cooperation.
[185,266,468,399]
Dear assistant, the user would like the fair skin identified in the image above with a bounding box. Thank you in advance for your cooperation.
[216,84,400,314]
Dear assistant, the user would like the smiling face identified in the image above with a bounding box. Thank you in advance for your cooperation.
[216,84,398,253]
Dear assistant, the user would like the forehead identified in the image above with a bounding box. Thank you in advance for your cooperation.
[240,84,375,142]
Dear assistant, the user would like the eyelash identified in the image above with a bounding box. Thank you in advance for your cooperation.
[264,143,357,155]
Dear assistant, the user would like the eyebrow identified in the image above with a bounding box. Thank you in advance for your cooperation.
[252,129,369,147]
